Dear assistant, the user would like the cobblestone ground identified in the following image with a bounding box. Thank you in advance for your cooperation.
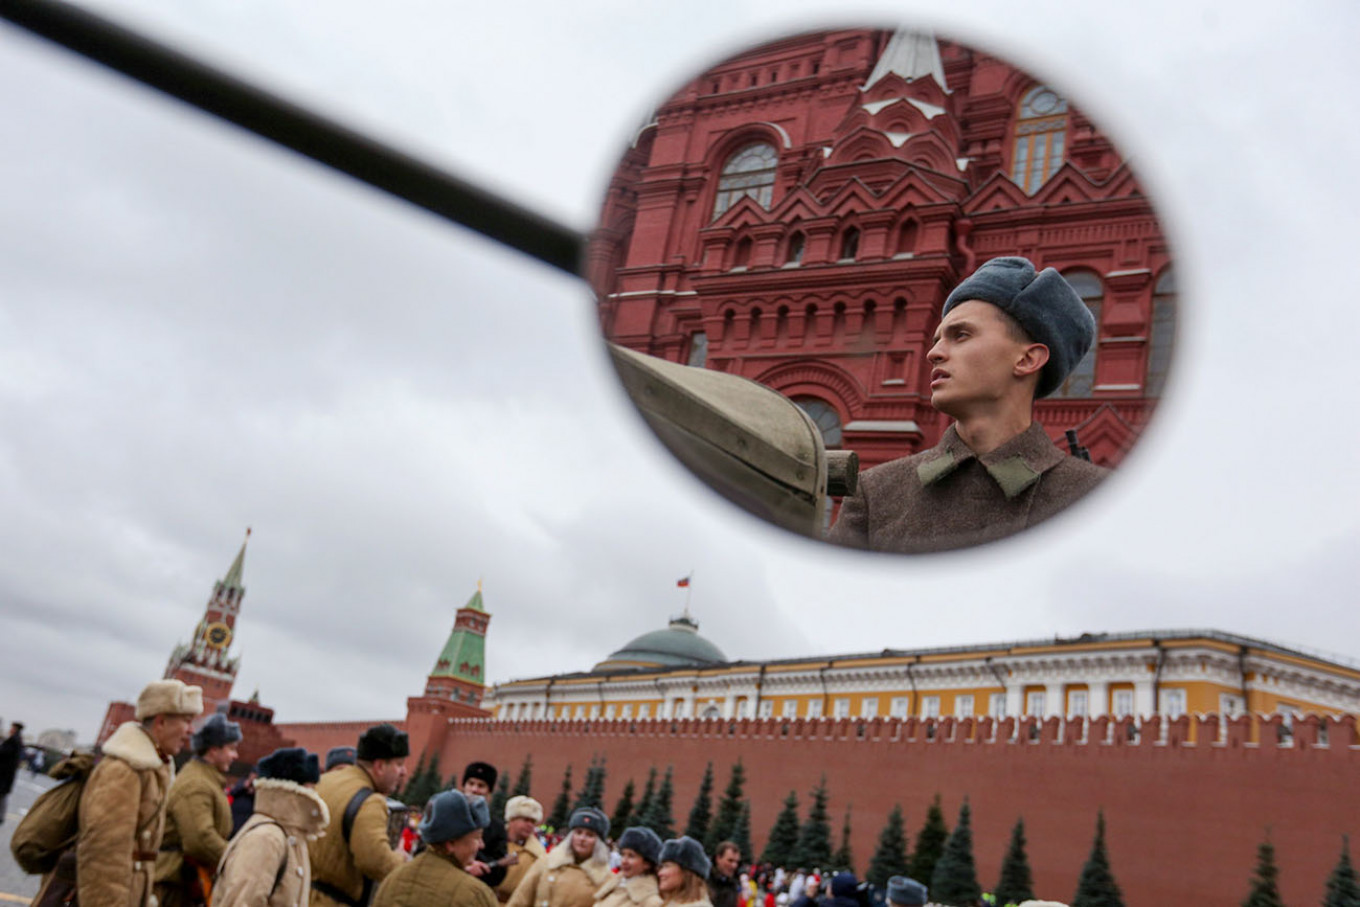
[0,770,57,903]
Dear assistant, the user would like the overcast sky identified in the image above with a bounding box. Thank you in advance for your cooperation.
[1,0,1357,740]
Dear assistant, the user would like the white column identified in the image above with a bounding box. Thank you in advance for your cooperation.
[1134,679,1156,717]
[723,692,737,718]
[1087,681,1109,717]
[1006,686,1024,718]
[1045,683,1065,717]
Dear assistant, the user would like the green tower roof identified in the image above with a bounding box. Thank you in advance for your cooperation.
[221,529,250,591]
[429,587,488,683]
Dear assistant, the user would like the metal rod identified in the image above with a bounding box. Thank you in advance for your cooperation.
[0,0,587,277]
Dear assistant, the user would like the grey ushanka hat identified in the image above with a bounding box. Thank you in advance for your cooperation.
[192,713,242,754]
[943,256,1096,398]
[568,806,610,838]
[659,835,711,879]
[419,790,490,844]
[885,876,927,906]
[618,826,663,866]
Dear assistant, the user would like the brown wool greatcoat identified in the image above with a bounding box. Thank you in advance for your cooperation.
[213,778,331,907]
[373,848,500,907]
[506,838,612,907]
[827,422,1108,554]
[496,834,548,903]
[77,722,174,907]
[154,756,233,907]
[596,871,663,907]
[308,763,406,906]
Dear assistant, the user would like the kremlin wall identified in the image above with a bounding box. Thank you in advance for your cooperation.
[99,537,1360,906]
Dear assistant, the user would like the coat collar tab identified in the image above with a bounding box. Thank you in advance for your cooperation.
[921,422,1063,496]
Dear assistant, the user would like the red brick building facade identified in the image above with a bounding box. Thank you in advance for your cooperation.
[592,28,1176,468]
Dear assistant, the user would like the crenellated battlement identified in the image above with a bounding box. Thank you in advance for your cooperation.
[445,711,1359,755]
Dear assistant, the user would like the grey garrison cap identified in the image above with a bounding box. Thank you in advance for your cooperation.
[943,256,1096,398]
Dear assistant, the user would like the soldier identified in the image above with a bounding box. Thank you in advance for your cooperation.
[372,789,499,907]
[310,723,410,906]
[496,796,547,904]
[78,679,203,907]
[213,747,328,907]
[325,746,357,772]
[462,761,510,886]
[828,257,1108,554]
[507,807,612,907]
[155,713,243,907]
[595,827,663,907]
[656,837,712,907]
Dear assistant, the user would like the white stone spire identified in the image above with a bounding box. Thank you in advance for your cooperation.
[865,29,949,92]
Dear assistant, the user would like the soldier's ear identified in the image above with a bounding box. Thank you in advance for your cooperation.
[1014,342,1050,379]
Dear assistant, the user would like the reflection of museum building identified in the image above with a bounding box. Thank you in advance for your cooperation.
[592,28,1175,468]
[484,614,1360,738]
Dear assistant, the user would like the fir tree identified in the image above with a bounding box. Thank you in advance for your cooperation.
[866,805,910,888]
[685,762,715,842]
[832,804,855,874]
[611,779,637,833]
[929,798,981,907]
[490,769,511,822]
[635,768,658,832]
[993,818,1035,907]
[1324,835,1360,907]
[512,754,533,797]
[547,764,573,830]
[641,766,676,838]
[707,760,747,853]
[792,777,833,870]
[1240,834,1283,907]
[908,794,949,886]
[574,756,607,811]
[1072,811,1124,907]
[762,791,801,868]
[400,752,428,805]
[732,801,753,864]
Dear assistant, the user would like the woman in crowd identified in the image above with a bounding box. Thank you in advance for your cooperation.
[508,808,613,907]
[656,837,713,907]
[595,827,664,907]
[213,747,328,907]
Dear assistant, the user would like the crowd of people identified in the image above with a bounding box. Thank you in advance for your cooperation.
[9,679,1070,906]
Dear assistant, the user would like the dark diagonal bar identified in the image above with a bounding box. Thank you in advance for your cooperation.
[0,0,587,277]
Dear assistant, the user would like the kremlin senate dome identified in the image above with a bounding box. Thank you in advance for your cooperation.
[593,614,727,672]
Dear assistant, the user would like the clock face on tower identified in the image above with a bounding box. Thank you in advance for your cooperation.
[205,622,232,649]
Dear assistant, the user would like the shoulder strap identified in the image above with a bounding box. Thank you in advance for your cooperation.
[342,788,376,845]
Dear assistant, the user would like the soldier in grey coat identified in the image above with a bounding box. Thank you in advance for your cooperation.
[829,257,1108,554]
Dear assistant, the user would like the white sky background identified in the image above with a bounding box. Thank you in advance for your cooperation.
[1,0,1358,739]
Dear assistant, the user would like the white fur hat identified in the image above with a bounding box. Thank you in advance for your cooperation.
[135,680,204,720]
[506,795,544,823]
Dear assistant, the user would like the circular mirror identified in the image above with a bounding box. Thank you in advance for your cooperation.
[589,25,1178,554]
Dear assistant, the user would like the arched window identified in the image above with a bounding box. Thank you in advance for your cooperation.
[686,331,708,368]
[895,220,918,256]
[1051,270,1102,398]
[712,142,778,219]
[794,397,842,448]
[1011,86,1068,194]
[1147,268,1176,397]
[785,231,805,266]
[731,236,752,270]
[839,227,860,261]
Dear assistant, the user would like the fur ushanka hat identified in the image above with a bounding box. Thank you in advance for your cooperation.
[191,713,243,754]
[568,806,610,838]
[659,836,711,880]
[885,876,928,907]
[617,826,663,866]
[135,680,203,720]
[420,790,490,844]
[356,723,409,761]
[258,747,321,786]
[325,746,357,771]
[505,795,544,823]
[942,256,1095,398]
[462,760,498,790]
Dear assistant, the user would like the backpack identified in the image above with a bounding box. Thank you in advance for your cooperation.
[10,751,98,875]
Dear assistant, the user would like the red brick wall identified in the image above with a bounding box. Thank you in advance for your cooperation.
[436,714,1359,907]
[274,719,406,756]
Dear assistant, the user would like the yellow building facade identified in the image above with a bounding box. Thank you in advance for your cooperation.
[484,620,1360,731]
